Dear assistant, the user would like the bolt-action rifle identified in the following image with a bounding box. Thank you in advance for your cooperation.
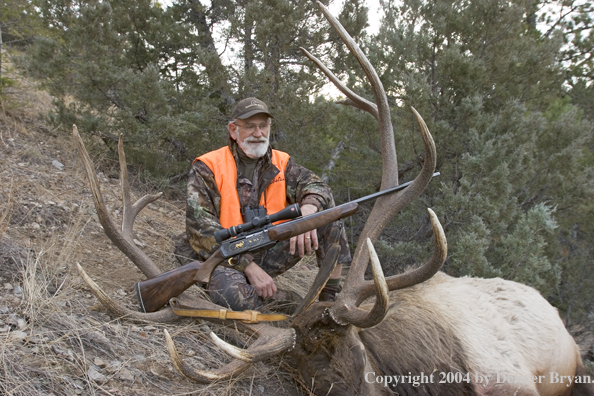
[135,172,440,313]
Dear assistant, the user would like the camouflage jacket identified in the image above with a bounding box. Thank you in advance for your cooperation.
[186,139,334,272]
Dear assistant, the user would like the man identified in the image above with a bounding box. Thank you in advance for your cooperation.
[183,97,351,312]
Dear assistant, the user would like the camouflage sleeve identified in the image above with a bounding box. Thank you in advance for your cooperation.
[186,161,251,272]
[284,158,335,211]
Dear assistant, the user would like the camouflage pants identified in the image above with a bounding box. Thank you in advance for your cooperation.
[208,220,350,311]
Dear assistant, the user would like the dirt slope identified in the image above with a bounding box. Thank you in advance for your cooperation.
[0,65,312,396]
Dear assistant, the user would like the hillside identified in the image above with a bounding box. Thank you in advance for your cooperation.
[0,63,312,396]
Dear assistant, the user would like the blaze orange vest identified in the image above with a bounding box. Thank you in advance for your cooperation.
[197,146,290,228]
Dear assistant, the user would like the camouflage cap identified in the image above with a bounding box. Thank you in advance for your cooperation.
[231,97,274,120]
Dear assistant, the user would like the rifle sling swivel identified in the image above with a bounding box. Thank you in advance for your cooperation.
[169,298,289,323]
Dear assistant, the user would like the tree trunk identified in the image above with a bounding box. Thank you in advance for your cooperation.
[321,139,346,183]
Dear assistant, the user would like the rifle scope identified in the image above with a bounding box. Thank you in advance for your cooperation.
[214,203,302,243]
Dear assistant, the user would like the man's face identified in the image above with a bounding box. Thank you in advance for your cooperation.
[228,113,271,159]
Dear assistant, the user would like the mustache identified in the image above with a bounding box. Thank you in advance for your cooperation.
[244,137,268,144]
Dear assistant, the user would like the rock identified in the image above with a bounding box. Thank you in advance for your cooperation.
[7,314,19,327]
[17,319,26,329]
[86,331,113,352]
[93,357,107,368]
[88,366,106,383]
[52,160,65,170]
[133,238,146,247]
[108,360,122,372]
[31,222,41,230]
[118,368,134,382]
[13,286,23,296]
[10,330,27,341]
[52,344,74,361]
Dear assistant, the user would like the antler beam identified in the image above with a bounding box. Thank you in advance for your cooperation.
[300,2,441,327]
[73,125,162,278]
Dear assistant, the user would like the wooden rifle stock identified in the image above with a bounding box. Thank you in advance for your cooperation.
[135,250,224,313]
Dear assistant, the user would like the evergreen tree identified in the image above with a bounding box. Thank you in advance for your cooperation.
[333,0,594,325]
[25,0,367,184]
[0,0,42,90]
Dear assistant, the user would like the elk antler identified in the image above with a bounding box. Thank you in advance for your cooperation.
[73,125,163,278]
[73,125,293,382]
[302,2,444,327]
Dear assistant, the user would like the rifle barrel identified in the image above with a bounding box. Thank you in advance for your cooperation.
[351,172,440,205]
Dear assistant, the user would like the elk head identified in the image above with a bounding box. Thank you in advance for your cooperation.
[74,1,447,393]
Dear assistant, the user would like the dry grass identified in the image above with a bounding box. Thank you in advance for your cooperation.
[0,53,309,396]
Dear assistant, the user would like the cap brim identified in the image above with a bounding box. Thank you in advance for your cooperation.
[236,109,274,119]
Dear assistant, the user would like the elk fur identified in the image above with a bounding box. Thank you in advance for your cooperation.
[291,272,592,396]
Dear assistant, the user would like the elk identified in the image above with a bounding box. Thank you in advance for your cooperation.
[74,2,593,395]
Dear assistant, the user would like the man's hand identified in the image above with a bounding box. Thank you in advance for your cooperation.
[244,262,277,298]
[290,204,319,257]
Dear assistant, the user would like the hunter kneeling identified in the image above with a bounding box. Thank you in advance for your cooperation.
[176,97,351,313]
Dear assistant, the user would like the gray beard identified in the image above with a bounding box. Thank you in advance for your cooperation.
[238,137,269,159]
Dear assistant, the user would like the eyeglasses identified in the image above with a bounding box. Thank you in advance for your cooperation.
[233,121,271,133]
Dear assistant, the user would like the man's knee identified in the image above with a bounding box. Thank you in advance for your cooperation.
[208,266,262,311]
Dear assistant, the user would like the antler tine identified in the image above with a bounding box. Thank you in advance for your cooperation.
[209,327,296,363]
[73,125,162,278]
[164,323,295,382]
[300,47,379,120]
[353,208,446,306]
[383,208,447,290]
[330,239,389,327]
[335,109,437,311]
[76,263,180,322]
[314,0,398,189]
[165,329,253,382]
[118,134,162,242]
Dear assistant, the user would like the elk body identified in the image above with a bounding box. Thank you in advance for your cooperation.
[73,2,593,396]
[291,272,590,396]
